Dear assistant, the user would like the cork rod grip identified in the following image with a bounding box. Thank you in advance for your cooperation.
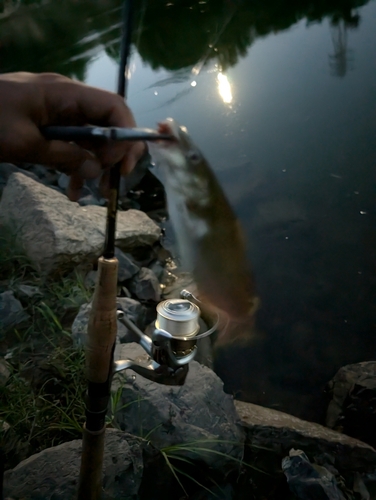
[86,256,118,384]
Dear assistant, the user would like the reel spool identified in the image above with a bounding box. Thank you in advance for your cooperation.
[156,299,200,358]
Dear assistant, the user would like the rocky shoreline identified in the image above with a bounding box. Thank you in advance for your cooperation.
[0,164,376,499]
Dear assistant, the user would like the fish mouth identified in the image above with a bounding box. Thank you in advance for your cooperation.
[157,118,180,140]
[147,119,181,167]
[148,118,191,167]
[155,118,191,149]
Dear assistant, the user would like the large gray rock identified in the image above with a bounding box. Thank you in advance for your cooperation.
[112,343,244,471]
[0,290,29,333]
[326,362,376,449]
[235,400,376,472]
[0,172,161,274]
[3,430,165,500]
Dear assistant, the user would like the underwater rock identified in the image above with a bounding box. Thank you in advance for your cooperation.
[252,197,306,233]
[0,172,161,274]
[128,267,161,302]
[3,430,168,500]
[115,247,140,282]
[235,400,376,473]
[326,361,376,449]
[282,449,347,500]
[0,290,29,333]
[112,342,244,472]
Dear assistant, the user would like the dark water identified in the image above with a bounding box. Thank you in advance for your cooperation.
[1,0,376,422]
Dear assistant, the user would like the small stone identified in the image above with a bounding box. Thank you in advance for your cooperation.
[115,247,140,282]
[83,270,97,289]
[148,260,167,282]
[71,303,91,345]
[16,284,42,299]
[78,194,105,206]
[0,357,11,386]
[128,267,161,302]
[1,420,10,432]
[23,163,58,185]
[121,286,132,298]
[57,172,70,190]
[116,297,148,342]
[0,291,29,333]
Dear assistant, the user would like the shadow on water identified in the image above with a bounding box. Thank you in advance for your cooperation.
[0,0,375,423]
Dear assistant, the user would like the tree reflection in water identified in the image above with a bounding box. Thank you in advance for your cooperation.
[329,10,360,77]
[0,0,368,78]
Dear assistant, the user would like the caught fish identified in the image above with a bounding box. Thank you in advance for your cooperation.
[148,118,260,345]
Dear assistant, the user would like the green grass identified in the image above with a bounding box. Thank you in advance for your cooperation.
[158,438,271,498]
[0,345,87,468]
[0,224,92,468]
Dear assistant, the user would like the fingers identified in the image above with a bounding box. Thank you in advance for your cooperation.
[42,77,140,170]
[67,174,84,202]
[0,73,147,199]
[0,122,100,173]
[120,141,146,175]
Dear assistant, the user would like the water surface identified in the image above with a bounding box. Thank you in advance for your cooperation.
[1,0,376,421]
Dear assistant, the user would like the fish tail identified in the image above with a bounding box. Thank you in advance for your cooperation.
[213,314,257,349]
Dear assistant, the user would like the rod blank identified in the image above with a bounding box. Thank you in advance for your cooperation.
[41,125,173,142]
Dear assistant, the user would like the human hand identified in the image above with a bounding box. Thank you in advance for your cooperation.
[0,72,145,200]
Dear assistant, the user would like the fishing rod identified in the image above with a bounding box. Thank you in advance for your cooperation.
[76,0,134,498]
[75,1,218,498]
[42,126,173,142]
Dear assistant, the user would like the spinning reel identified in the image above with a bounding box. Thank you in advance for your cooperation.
[114,290,218,385]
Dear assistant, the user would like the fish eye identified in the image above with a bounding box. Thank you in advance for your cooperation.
[186,150,202,164]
